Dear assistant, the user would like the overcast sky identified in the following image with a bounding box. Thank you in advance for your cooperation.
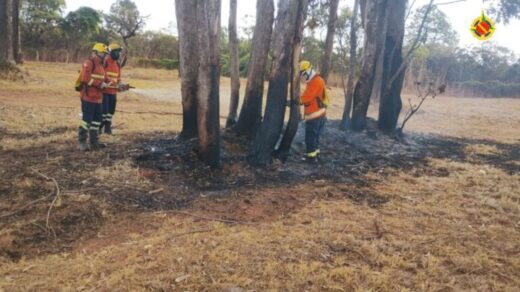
[65,0,520,55]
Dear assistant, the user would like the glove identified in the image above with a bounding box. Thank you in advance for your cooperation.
[118,83,130,92]
[100,82,109,89]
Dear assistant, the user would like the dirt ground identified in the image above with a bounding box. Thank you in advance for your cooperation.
[0,62,519,291]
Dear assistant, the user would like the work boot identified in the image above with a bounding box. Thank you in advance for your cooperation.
[301,154,318,163]
[89,130,107,150]
[78,127,90,151]
[98,122,105,135]
[104,122,112,135]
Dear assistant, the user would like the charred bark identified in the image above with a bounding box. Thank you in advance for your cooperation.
[196,0,221,168]
[378,0,407,133]
[351,0,388,131]
[0,0,15,64]
[340,0,360,130]
[319,0,339,82]
[176,0,199,139]
[274,0,309,162]
[12,0,21,64]
[248,0,303,166]
[234,0,275,138]
[226,0,240,128]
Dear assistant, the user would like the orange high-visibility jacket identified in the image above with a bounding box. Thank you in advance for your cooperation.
[300,74,326,121]
[103,56,121,95]
[80,56,108,104]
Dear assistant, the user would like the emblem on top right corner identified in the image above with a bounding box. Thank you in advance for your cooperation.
[470,11,496,41]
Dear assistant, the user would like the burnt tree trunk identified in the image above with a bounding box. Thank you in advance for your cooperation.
[233,0,275,138]
[176,0,221,167]
[340,0,360,130]
[274,0,309,162]
[319,0,339,82]
[248,0,304,166]
[176,0,199,139]
[377,0,407,133]
[226,0,240,128]
[370,49,384,103]
[196,0,221,167]
[350,0,388,131]
[0,0,15,64]
[12,0,21,64]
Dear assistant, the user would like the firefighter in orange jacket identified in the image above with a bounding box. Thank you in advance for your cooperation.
[101,44,128,134]
[78,43,112,151]
[299,61,327,162]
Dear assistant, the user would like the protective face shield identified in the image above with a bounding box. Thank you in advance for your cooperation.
[110,50,121,61]
[300,68,315,83]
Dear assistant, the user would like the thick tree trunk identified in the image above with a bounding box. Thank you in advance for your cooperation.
[319,0,339,82]
[12,0,21,64]
[233,0,275,138]
[0,0,5,62]
[340,0,360,130]
[370,49,384,103]
[176,0,199,139]
[351,0,388,131]
[274,0,309,162]
[248,0,303,166]
[226,0,240,128]
[196,0,221,167]
[377,0,407,133]
[0,0,15,64]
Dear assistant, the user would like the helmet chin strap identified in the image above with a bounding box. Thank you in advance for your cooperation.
[302,69,315,83]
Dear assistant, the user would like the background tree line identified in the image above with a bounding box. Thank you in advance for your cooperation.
[3,0,519,98]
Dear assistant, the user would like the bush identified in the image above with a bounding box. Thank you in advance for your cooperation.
[455,80,520,97]
[132,58,179,70]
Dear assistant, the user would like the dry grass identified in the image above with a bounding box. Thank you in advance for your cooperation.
[1,62,519,290]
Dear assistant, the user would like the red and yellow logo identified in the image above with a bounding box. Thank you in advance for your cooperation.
[470,11,495,41]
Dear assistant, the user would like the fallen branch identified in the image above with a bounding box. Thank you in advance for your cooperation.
[0,192,52,219]
[31,169,62,237]
[160,210,258,226]
[167,225,234,240]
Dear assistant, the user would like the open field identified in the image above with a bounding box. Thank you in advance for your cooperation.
[0,62,519,291]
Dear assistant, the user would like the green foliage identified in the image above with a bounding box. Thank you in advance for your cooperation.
[20,0,66,50]
[128,31,179,59]
[105,0,146,41]
[62,7,103,50]
[456,80,520,97]
[446,45,520,97]
[406,5,459,47]
[133,58,179,70]
[219,27,252,78]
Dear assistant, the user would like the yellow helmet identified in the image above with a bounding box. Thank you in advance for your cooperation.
[108,44,122,52]
[92,43,108,54]
[299,60,312,72]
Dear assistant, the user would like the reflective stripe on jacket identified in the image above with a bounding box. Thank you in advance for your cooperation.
[103,56,121,95]
[80,56,108,104]
[300,74,327,121]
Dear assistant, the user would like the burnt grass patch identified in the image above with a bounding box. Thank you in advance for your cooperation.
[1,119,518,261]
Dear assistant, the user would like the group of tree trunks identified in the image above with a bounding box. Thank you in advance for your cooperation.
[0,0,22,64]
[351,0,407,133]
[174,0,409,167]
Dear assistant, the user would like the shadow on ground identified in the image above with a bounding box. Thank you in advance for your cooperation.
[0,119,518,261]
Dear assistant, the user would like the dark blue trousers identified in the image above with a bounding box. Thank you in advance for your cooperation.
[102,93,117,126]
[305,116,326,154]
[80,100,102,131]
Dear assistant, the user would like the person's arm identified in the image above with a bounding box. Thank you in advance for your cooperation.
[82,60,106,89]
[300,80,321,106]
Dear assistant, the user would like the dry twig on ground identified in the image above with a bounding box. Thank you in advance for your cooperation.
[31,169,62,237]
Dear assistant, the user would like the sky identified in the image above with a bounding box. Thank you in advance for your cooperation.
[65,0,520,55]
